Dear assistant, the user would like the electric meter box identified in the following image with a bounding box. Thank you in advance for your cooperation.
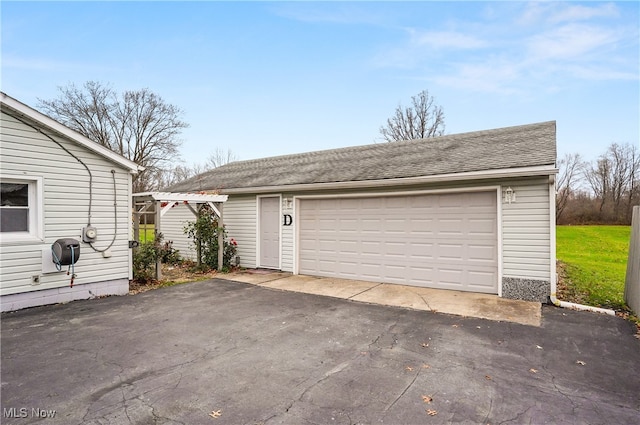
[52,238,81,266]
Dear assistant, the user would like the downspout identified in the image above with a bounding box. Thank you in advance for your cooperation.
[548,175,615,316]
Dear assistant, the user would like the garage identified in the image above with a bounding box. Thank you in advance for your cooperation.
[169,120,557,302]
[297,191,498,293]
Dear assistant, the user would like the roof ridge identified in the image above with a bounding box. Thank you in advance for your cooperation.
[217,120,556,170]
[166,120,556,192]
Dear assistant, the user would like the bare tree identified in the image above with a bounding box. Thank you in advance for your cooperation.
[626,144,640,222]
[152,148,238,191]
[379,90,445,142]
[584,155,611,214]
[38,81,188,192]
[556,153,583,221]
[583,142,640,223]
[148,164,194,191]
[608,143,631,219]
[206,147,238,169]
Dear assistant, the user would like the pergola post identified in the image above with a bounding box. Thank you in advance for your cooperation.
[132,210,140,251]
[217,203,224,271]
[155,200,162,280]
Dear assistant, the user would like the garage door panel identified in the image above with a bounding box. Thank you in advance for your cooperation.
[439,268,464,285]
[438,218,465,235]
[468,270,497,289]
[468,244,496,261]
[337,240,358,255]
[298,192,498,293]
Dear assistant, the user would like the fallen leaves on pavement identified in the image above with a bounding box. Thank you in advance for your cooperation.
[422,395,433,403]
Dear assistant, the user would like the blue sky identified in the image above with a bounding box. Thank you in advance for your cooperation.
[2,1,638,167]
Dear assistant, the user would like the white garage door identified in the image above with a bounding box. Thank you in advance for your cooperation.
[298,191,498,293]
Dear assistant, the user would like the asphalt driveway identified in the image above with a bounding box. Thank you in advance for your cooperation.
[1,278,639,425]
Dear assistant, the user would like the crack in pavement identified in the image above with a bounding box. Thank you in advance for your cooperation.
[483,396,494,424]
[408,289,432,310]
[264,352,363,424]
[368,321,399,351]
[347,283,384,300]
[383,370,420,412]
[498,404,535,425]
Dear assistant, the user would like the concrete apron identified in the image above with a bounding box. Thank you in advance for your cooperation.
[224,271,542,327]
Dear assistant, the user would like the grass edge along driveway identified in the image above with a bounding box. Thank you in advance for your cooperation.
[556,225,631,310]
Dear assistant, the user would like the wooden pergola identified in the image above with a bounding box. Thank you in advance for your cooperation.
[132,192,228,279]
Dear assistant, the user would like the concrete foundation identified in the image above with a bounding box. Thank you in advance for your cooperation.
[0,279,129,312]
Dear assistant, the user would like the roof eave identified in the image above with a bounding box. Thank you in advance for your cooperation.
[132,191,229,203]
[1,92,143,174]
[218,164,558,195]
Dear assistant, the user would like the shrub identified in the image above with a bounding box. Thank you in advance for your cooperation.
[132,232,182,282]
[184,205,237,271]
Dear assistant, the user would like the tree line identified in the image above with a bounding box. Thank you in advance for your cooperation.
[37,83,445,192]
[556,143,639,225]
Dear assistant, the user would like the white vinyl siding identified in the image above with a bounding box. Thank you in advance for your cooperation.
[161,204,197,261]
[160,199,255,266]
[224,195,257,269]
[501,178,550,280]
[281,193,294,272]
[0,110,132,296]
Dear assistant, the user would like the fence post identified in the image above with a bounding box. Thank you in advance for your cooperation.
[624,205,640,314]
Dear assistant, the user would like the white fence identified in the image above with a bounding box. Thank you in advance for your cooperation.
[625,205,640,314]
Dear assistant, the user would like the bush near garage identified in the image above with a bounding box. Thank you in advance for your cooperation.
[184,205,237,272]
[132,232,182,283]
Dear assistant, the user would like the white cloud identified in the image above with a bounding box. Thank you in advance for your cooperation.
[565,65,638,81]
[548,3,619,24]
[432,59,523,95]
[518,2,553,26]
[518,2,619,25]
[410,30,487,50]
[377,3,637,96]
[526,23,619,61]
[372,29,487,69]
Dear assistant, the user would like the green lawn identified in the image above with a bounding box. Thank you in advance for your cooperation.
[556,225,631,310]
[138,224,155,243]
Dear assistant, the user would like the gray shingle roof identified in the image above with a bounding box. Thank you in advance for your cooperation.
[168,121,556,192]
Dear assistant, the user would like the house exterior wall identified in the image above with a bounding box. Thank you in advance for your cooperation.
[500,178,552,302]
[0,110,132,311]
[220,176,552,301]
[501,178,550,280]
[223,195,257,269]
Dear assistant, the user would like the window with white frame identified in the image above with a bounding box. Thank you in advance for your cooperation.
[0,176,42,242]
